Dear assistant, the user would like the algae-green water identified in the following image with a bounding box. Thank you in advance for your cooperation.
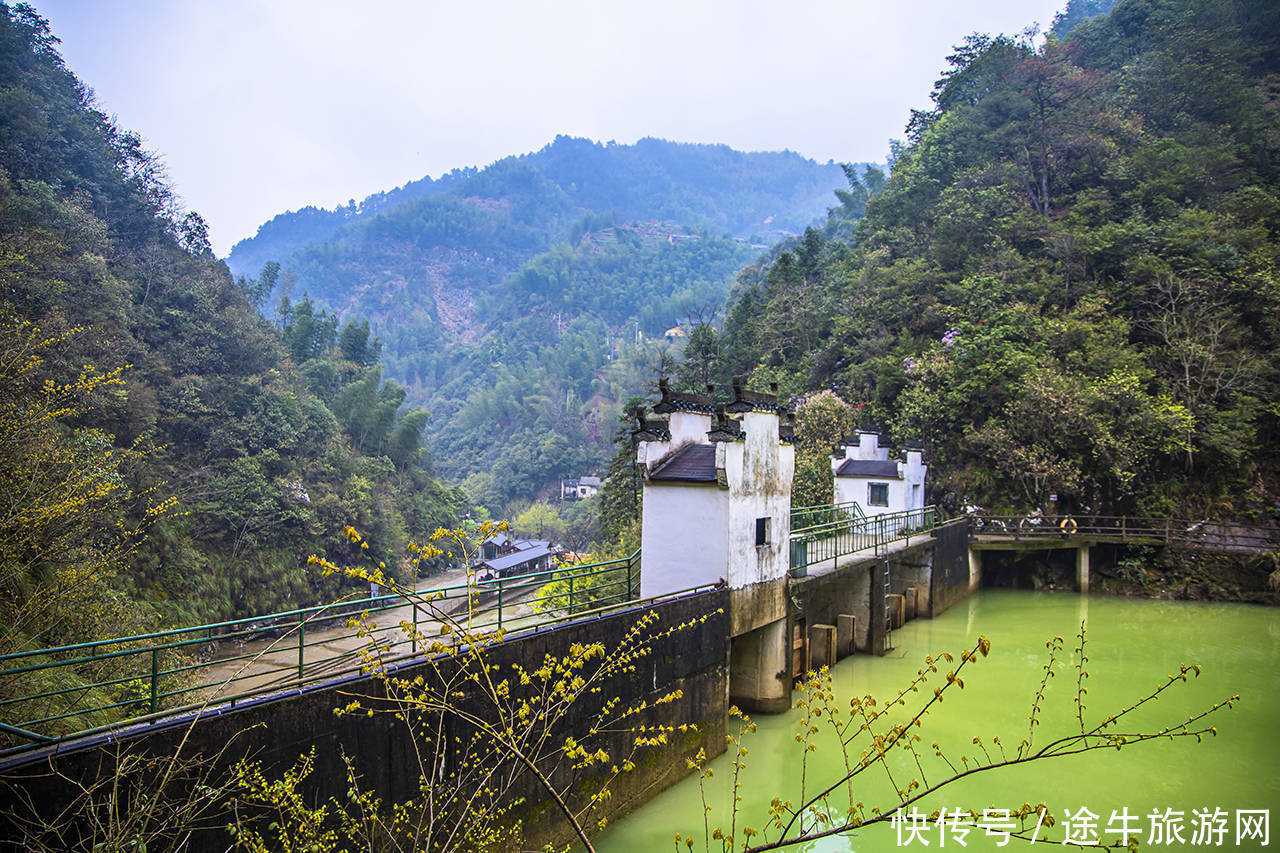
[595,590,1280,851]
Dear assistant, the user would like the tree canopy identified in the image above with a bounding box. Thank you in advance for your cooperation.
[708,0,1280,520]
[0,4,467,633]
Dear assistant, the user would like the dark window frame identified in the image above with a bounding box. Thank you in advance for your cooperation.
[755,517,771,546]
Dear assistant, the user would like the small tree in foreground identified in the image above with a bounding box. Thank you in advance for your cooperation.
[227,522,713,852]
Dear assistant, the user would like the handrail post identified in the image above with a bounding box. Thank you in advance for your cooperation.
[412,603,418,654]
[569,575,575,614]
[627,556,634,601]
[497,580,504,630]
[150,648,159,714]
[298,614,305,683]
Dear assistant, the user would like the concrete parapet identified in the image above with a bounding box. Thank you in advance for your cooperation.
[728,577,787,637]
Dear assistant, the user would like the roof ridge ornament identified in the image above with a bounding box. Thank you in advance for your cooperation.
[707,405,744,442]
[724,375,786,414]
[779,411,796,444]
[652,376,717,414]
[630,404,671,441]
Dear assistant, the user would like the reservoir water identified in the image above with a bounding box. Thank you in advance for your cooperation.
[595,590,1280,851]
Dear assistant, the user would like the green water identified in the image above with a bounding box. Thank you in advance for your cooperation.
[595,590,1280,851]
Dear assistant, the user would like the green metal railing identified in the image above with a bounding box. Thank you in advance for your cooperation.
[968,515,1279,552]
[789,505,941,576]
[0,550,642,757]
[790,500,865,531]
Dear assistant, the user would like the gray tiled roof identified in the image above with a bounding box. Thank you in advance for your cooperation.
[482,544,556,572]
[834,459,901,478]
[649,443,717,483]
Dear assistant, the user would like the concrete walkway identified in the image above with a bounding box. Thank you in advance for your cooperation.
[796,531,938,581]
[196,569,544,701]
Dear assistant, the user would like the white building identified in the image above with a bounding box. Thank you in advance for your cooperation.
[830,431,927,517]
[560,476,602,500]
[636,379,795,600]
[634,377,797,712]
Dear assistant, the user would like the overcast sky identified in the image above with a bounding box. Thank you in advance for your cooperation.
[30,0,1065,256]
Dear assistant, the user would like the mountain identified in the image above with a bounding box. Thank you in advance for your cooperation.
[227,137,843,280]
[0,5,466,635]
[703,0,1280,524]
[228,137,851,511]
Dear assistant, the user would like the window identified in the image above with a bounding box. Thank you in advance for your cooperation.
[869,483,889,507]
[755,517,771,546]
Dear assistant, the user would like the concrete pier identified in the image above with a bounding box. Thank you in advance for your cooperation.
[729,617,790,712]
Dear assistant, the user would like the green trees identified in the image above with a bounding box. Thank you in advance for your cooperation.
[710,0,1280,520]
[0,5,466,629]
[791,391,859,509]
[0,320,166,650]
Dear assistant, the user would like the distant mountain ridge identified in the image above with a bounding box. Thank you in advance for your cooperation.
[226,136,844,279]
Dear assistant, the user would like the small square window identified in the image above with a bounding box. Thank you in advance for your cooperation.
[869,483,889,507]
[755,517,771,546]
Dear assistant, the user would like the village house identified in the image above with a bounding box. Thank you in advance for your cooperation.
[632,376,796,712]
[560,476,601,500]
[476,535,560,580]
[830,430,927,517]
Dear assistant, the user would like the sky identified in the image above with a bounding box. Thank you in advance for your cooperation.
[30,0,1066,257]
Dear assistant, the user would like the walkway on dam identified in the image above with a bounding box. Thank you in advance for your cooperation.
[4,508,1272,759]
[0,552,642,759]
[968,514,1278,553]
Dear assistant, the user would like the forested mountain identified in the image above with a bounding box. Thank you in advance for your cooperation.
[690,0,1280,523]
[227,137,843,279]
[228,138,849,510]
[0,4,466,643]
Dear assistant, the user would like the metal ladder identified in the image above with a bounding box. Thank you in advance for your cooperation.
[882,558,894,652]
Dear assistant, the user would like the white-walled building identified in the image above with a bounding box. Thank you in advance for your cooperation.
[831,431,927,517]
[635,377,798,712]
[636,378,795,600]
[560,476,601,500]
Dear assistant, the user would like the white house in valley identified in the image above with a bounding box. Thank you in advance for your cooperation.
[633,376,798,712]
[830,430,927,517]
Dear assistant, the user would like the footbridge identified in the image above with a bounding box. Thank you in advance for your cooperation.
[968,514,1279,592]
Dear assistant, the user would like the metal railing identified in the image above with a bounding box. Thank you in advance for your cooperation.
[968,515,1279,552]
[790,500,865,531]
[789,505,942,576]
[0,550,642,757]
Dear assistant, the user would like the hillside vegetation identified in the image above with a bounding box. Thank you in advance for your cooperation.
[228,139,849,510]
[0,4,466,641]
[683,0,1280,522]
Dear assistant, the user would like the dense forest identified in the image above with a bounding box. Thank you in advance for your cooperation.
[0,3,468,650]
[661,0,1280,526]
[228,139,850,512]
[5,0,1277,653]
